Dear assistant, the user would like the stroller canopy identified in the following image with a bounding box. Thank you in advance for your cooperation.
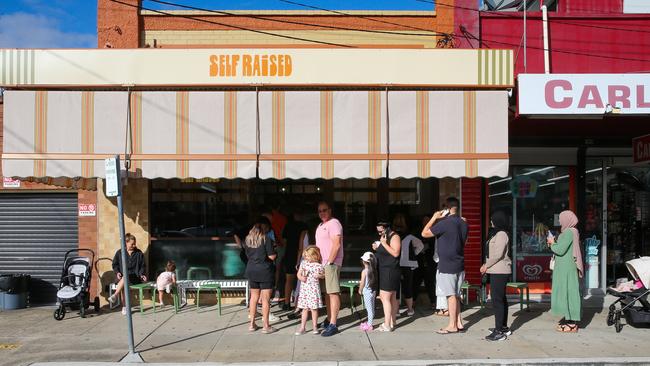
[626,257,650,289]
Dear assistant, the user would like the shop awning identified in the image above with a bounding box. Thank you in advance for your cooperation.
[2,90,509,179]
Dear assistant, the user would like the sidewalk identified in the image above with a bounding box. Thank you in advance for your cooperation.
[1,296,649,366]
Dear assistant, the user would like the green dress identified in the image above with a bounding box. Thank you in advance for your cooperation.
[550,231,581,321]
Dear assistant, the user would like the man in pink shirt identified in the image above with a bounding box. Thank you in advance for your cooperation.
[315,201,344,337]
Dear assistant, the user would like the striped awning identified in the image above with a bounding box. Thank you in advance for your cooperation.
[2,90,257,179]
[2,90,508,179]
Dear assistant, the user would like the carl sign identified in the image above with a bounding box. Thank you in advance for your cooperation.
[519,74,650,114]
[633,135,650,164]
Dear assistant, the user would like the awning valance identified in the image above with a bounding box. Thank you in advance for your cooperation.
[2,90,508,179]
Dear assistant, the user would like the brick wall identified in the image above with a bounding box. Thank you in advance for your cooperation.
[78,187,99,298]
[97,0,141,48]
[96,178,150,303]
[461,178,484,286]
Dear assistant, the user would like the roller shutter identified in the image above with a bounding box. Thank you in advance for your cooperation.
[0,193,78,305]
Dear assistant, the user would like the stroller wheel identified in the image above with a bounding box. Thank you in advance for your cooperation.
[607,310,615,326]
[609,304,616,312]
[615,312,623,333]
[93,297,100,313]
[54,306,65,321]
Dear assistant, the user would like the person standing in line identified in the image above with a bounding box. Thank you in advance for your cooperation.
[422,197,468,334]
[373,221,402,332]
[393,214,424,317]
[281,206,309,311]
[547,210,583,333]
[244,217,278,334]
[358,251,378,331]
[295,246,325,335]
[413,215,438,311]
[315,201,344,337]
[108,233,147,315]
[480,211,512,341]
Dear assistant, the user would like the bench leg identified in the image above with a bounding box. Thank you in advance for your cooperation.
[519,289,524,311]
[173,287,179,314]
[196,288,201,311]
[138,288,144,314]
[152,289,156,313]
[526,287,530,311]
[217,289,222,316]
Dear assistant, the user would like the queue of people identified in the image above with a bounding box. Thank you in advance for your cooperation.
[113,197,584,341]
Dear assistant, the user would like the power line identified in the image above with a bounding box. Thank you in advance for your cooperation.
[146,0,449,38]
[277,0,449,36]
[417,0,650,35]
[110,0,352,48]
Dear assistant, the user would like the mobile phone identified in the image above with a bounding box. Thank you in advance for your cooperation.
[547,230,554,239]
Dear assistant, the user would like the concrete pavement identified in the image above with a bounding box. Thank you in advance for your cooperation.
[1,295,649,365]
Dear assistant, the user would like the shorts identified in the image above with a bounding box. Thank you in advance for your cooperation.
[324,264,341,294]
[437,271,465,297]
[379,266,401,292]
[126,274,142,285]
[249,280,275,290]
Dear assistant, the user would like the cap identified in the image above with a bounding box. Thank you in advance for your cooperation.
[361,251,373,262]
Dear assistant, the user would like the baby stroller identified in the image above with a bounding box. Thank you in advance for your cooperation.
[607,257,650,332]
[53,249,100,320]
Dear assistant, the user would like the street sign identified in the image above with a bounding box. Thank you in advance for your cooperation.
[78,203,96,217]
[633,134,650,164]
[104,156,121,197]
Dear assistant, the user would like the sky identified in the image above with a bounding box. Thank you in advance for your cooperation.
[0,0,434,48]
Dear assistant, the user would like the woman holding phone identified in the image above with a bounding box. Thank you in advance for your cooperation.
[372,221,401,332]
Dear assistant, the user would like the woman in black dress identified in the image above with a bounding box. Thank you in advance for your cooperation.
[244,216,277,334]
[372,221,401,331]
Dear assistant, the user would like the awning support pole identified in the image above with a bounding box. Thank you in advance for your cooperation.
[255,87,260,178]
[385,87,390,179]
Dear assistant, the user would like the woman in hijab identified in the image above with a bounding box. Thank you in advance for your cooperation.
[546,210,584,333]
[480,211,512,341]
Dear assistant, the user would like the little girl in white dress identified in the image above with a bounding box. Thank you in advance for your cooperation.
[295,246,324,335]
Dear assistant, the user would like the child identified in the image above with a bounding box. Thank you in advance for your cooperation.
[359,252,377,331]
[156,260,177,307]
[295,246,324,335]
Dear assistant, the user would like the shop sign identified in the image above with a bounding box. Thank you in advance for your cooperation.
[516,255,553,282]
[2,177,20,188]
[104,157,121,197]
[0,48,513,87]
[78,203,96,217]
[519,74,650,114]
[633,134,650,163]
[510,176,538,198]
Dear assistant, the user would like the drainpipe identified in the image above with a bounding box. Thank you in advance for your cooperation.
[542,4,550,73]
[523,0,527,72]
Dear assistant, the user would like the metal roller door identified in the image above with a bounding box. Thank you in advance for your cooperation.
[0,193,78,305]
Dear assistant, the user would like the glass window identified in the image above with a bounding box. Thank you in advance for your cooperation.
[489,166,571,284]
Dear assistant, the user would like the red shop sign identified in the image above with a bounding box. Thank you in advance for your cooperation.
[633,134,650,164]
[516,255,552,282]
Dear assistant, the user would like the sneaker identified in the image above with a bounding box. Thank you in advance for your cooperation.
[319,318,330,329]
[406,309,415,317]
[488,327,512,336]
[359,322,373,331]
[287,311,300,320]
[485,330,507,341]
[121,307,127,315]
[165,284,171,294]
[281,303,293,311]
[269,313,280,322]
[321,323,339,337]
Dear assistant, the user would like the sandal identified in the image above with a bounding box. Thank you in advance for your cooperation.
[262,327,278,334]
[436,328,459,335]
[557,324,579,333]
[294,329,306,336]
[379,324,393,332]
[434,309,450,317]
[248,325,259,332]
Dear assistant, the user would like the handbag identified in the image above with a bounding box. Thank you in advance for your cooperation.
[549,255,555,271]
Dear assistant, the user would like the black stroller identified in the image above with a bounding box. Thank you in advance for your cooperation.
[53,249,100,320]
[607,257,650,332]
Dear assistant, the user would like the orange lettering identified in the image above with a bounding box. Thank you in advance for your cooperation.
[284,55,292,76]
[278,55,284,76]
[253,56,261,76]
[209,55,218,77]
[219,55,226,77]
[243,55,252,76]
[270,55,277,76]
[232,55,240,77]
[262,55,269,76]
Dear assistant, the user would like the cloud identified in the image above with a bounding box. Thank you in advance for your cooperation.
[0,12,95,48]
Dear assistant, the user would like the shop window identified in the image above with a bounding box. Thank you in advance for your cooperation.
[489,166,570,284]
